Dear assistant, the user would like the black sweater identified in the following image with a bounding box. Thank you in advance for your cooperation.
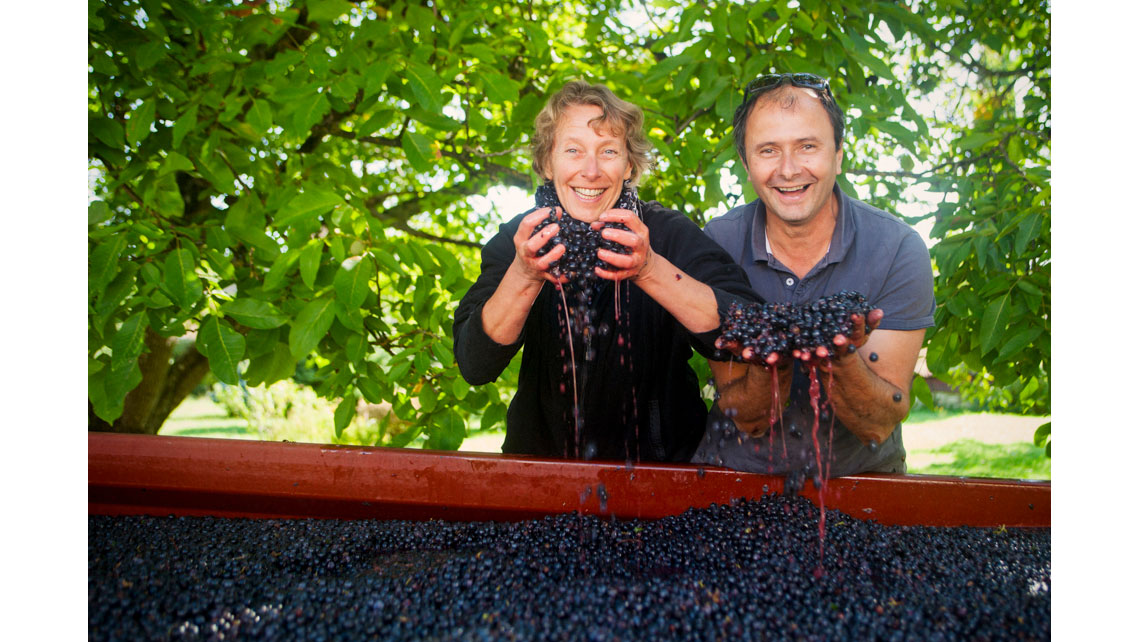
[453,201,759,462]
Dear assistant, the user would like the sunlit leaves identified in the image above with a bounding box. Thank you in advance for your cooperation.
[276,189,344,229]
[196,316,246,385]
[401,130,435,173]
[334,255,377,309]
[289,296,337,359]
[125,98,156,146]
[222,298,289,330]
[89,231,127,292]
[403,60,443,112]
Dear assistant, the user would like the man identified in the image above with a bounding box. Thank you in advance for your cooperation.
[690,73,935,483]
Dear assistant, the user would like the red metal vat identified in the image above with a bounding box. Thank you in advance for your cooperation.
[88,433,1048,528]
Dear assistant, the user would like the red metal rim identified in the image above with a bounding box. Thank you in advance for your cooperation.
[89,433,1050,528]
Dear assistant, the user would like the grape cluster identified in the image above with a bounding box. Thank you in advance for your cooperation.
[89,495,1050,641]
[719,290,875,360]
[530,184,638,279]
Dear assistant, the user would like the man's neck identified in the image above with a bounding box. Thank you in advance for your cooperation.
[764,194,839,280]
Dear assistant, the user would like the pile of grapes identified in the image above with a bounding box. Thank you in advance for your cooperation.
[89,495,1050,640]
[718,290,875,361]
[531,184,637,279]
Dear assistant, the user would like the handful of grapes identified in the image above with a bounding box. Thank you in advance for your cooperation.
[530,185,638,280]
[718,291,875,362]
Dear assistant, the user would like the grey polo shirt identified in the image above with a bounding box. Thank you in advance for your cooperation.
[691,185,935,481]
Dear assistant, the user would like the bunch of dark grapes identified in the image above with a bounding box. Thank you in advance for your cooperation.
[530,184,637,280]
[719,291,874,361]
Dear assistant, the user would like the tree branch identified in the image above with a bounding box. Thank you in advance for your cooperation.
[340,130,533,189]
[365,193,484,248]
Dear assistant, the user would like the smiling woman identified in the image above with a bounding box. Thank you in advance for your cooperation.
[452,80,760,463]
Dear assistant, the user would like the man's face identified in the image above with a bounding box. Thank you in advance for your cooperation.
[742,88,843,227]
[544,103,632,223]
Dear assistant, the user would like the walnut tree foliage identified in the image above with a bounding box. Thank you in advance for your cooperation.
[88,0,1050,452]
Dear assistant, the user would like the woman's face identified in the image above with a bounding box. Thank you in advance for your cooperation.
[544,103,633,222]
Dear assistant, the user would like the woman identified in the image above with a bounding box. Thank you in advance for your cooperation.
[453,80,758,462]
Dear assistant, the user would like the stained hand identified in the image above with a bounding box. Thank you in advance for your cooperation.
[592,208,654,282]
[513,207,568,285]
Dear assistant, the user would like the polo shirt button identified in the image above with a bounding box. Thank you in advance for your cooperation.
[785,277,794,286]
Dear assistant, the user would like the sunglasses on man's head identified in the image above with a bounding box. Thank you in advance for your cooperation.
[745,73,832,97]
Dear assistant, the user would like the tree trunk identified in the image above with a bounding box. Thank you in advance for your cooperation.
[88,328,211,434]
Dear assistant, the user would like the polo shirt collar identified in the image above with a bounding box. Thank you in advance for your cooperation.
[748,184,855,266]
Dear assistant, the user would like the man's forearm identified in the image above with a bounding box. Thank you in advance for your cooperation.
[821,353,909,445]
[710,360,791,436]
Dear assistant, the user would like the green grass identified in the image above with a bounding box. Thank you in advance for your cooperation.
[907,439,1050,480]
[159,396,257,439]
[902,403,966,424]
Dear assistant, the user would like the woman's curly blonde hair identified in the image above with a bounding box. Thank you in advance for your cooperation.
[530,80,655,187]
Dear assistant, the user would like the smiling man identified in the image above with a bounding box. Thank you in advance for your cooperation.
[690,73,936,482]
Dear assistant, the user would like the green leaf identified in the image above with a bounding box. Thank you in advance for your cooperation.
[291,91,331,137]
[276,189,344,229]
[334,301,365,332]
[1033,422,1051,449]
[357,376,384,403]
[388,423,422,448]
[389,358,413,383]
[978,293,1012,356]
[289,296,337,358]
[334,255,377,309]
[996,325,1044,360]
[196,150,237,193]
[958,132,996,151]
[1014,212,1042,256]
[247,98,274,133]
[452,376,470,400]
[98,361,143,424]
[244,342,296,387]
[163,248,202,310]
[334,396,356,438]
[136,39,166,71]
[480,70,520,104]
[262,249,300,292]
[1007,135,1024,163]
[308,0,355,23]
[172,103,199,150]
[403,61,442,111]
[401,130,434,173]
[299,239,323,289]
[427,410,466,451]
[159,151,196,176]
[1015,279,1044,298]
[222,298,289,329]
[362,60,394,99]
[111,313,148,373]
[89,114,125,148]
[911,373,935,412]
[126,98,157,146]
[89,233,129,293]
[418,385,438,413]
[196,316,247,385]
[480,401,507,432]
[345,331,366,362]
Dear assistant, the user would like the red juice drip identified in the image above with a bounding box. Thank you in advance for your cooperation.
[824,359,836,481]
[808,364,827,569]
[557,284,580,458]
[768,364,781,473]
[615,280,639,462]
